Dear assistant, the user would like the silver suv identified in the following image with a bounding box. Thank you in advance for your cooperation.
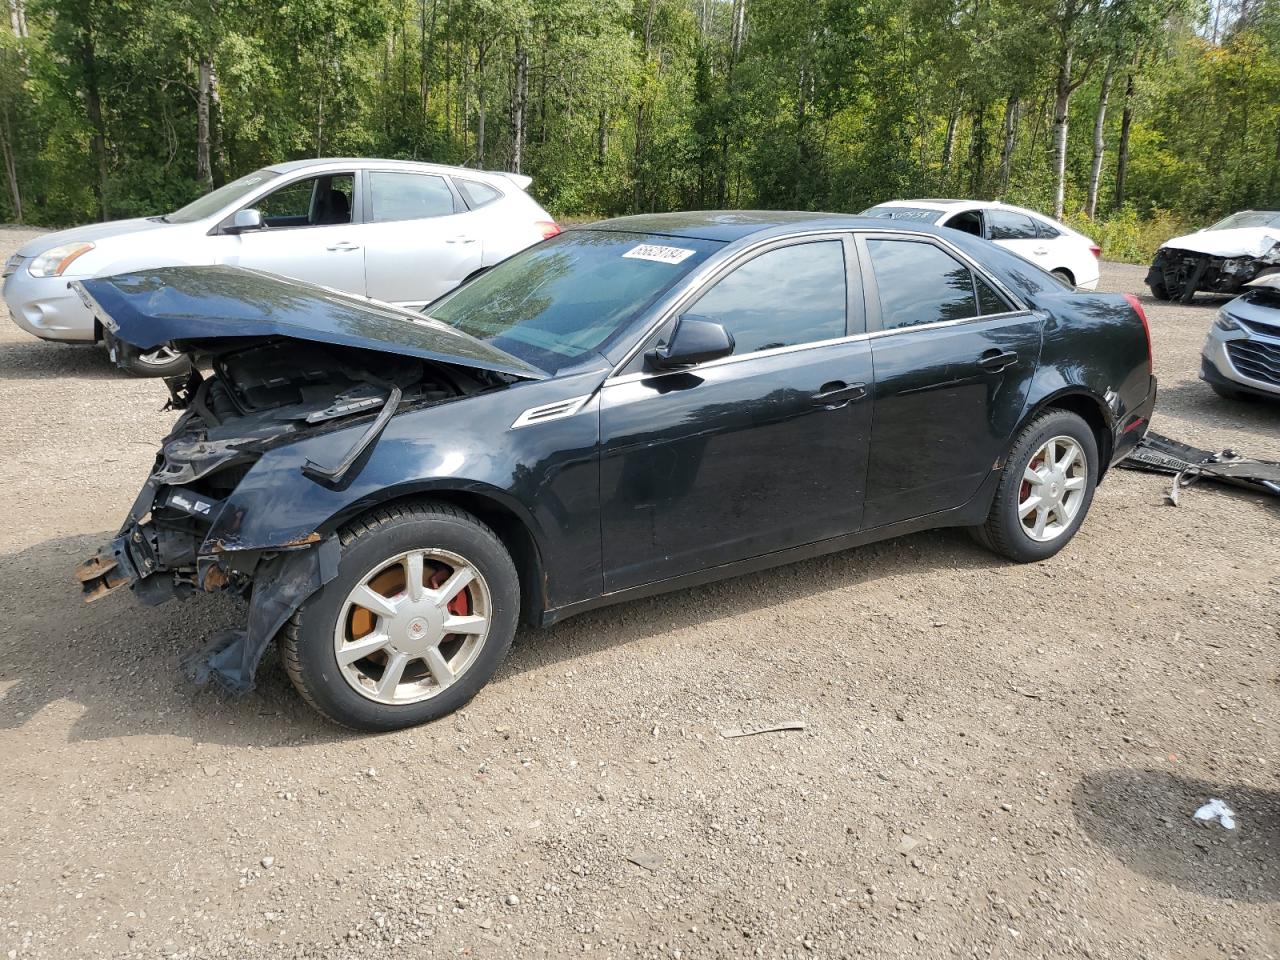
[3,158,559,375]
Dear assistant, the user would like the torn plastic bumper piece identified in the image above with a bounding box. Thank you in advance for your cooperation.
[1119,431,1280,504]
[181,535,340,694]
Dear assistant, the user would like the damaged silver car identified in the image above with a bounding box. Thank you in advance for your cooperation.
[1146,210,1280,302]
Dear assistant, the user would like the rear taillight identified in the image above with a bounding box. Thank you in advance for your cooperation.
[1089,244,1101,258]
[1123,293,1153,374]
[535,220,561,240]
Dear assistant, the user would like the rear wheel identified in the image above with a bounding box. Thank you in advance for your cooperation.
[1050,269,1075,287]
[971,409,1098,563]
[282,501,519,731]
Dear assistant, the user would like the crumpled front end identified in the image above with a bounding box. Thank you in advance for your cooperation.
[74,336,500,693]
[1148,243,1280,301]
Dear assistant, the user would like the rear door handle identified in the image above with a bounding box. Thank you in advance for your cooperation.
[1033,246,1049,256]
[447,235,477,244]
[812,380,867,408]
[326,241,361,252]
[978,349,1018,372]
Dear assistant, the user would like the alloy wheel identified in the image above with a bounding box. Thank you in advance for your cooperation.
[138,343,184,366]
[1018,435,1088,543]
[333,548,491,705]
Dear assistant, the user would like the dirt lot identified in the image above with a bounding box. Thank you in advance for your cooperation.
[0,226,1276,960]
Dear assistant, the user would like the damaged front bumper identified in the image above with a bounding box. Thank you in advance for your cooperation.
[1147,246,1280,302]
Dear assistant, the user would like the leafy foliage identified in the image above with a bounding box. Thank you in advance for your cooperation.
[0,0,1276,238]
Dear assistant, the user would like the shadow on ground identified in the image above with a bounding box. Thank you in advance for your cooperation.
[0,337,122,380]
[1075,768,1280,903]
[0,526,1003,744]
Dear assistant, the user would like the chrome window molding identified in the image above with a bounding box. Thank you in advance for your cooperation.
[603,226,1031,385]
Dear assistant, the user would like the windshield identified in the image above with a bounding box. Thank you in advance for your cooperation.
[165,169,280,223]
[428,231,724,372]
[860,205,944,224]
[1208,210,1280,231]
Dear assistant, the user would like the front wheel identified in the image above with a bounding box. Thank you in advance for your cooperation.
[104,330,192,378]
[971,410,1099,563]
[282,501,519,731]
[1148,281,1172,301]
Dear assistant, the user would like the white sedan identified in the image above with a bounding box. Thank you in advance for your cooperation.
[861,199,1100,291]
[3,158,560,374]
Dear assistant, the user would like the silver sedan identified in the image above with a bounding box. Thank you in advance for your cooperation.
[3,158,559,375]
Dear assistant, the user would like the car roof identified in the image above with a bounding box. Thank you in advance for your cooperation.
[578,210,929,243]
[264,157,514,183]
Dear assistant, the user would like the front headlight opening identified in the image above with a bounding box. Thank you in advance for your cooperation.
[28,241,94,278]
[1214,309,1240,332]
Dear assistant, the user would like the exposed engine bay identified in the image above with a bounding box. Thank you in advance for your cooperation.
[1147,244,1280,301]
[75,337,510,691]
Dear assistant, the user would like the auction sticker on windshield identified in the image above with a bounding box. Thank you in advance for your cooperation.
[623,244,697,264]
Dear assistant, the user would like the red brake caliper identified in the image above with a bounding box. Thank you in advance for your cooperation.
[1021,457,1042,503]
[427,565,471,618]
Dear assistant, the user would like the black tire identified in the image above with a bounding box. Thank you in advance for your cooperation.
[971,409,1099,563]
[282,500,519,731]
[1148,281,1172,301]
[104,330,191,378]
[1050,269,1075,288]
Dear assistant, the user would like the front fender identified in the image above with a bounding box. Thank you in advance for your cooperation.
[201,375,605,610]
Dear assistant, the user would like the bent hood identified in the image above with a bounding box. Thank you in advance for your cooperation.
[73,265,547,380]
[1160,226,1280,259]
[17,217,173,257]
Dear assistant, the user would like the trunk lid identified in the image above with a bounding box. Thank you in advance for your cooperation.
[74,265,547,381]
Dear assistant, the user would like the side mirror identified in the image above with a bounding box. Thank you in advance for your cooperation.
[645,315,735,370]
[226,208,263,234]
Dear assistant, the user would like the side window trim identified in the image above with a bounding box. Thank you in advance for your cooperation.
[854,230,1030,335]
[610,231,866,379]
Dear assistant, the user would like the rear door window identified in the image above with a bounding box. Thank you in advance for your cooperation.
[986,210,1038,241]
[368,172,457,222]
[688,240,848,355]
[865,238,979,330]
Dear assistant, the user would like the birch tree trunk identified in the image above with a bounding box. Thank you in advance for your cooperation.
[1051,41,1074,221]
[0,100,21,222]
[1113,65,1136,207]
[196,55,213,190]
[509,40,527,173]
[1086,58,1115,219]
[998,95,1019,196]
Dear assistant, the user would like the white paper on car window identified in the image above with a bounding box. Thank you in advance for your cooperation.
[623,244,696,264]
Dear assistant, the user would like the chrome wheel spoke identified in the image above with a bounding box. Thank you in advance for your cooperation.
[1057,444,1079,472]
[424,647,455,688]
[1063,476,1085,491]
[376,651,411,698]
[1018,494,1042,518]
[430,565,476,608]
[404,551,426,602]
[337,631,390,665]
[352,585,399,619]
[443,613,488,635]
[1032,506,1049,539]
[1023,465,1042,485]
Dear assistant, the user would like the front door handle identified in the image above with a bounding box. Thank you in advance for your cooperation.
[326,241,361,252]
[1033,246,1049,256]
[978,349,1018,372]
[812,380,867,408]
[447,235,477,244]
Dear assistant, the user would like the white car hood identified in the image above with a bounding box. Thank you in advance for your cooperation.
[17,216,174,257]
[1161,226,1280,259]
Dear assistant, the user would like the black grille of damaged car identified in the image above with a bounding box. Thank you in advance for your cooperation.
[1227,339,1280,387]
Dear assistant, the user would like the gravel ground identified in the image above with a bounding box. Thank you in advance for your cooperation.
[0,225,1276,960]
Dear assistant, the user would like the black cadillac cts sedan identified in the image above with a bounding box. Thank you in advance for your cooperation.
[74,212,1156,730]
